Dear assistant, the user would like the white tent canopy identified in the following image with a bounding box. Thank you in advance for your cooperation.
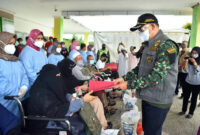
[71,15,192,32]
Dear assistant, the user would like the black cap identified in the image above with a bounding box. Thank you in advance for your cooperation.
[130,13,158,32]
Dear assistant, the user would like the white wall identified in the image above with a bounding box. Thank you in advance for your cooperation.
[14,16,52,36]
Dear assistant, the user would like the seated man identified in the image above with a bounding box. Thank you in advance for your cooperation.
[72,51,91,80]
[83,55,101,76]
[96,53,111,72]
[85,55,117,115]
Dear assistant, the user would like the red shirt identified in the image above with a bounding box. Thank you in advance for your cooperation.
[45,41,53,51]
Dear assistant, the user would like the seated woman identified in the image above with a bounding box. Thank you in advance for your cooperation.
[27,64,94,135]
[48,42,64,65]
[58,58,109,129]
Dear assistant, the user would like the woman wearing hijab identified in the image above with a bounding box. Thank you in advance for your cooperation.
[48,42,64,65]
[179,47,200,119]
[58,58,109,130]
[60,42,69,58]
[27,64,96,135]
[69,40,80,61]
[19,29,48,87]
[0,32,29,120]
[87,44,96,63]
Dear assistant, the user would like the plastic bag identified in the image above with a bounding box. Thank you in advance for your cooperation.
[101,129,119,135]
[123,93,137,111]
[121,110,140,135]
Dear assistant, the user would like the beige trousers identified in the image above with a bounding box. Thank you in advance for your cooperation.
[90,97,108,129]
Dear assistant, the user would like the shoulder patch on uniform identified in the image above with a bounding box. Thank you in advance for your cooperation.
[167,47,176,54]
[151,40,161,51]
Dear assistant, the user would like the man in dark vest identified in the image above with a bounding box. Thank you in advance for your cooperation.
[114,13,179,135]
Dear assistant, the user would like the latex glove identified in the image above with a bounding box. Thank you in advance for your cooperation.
[18,85,27,98]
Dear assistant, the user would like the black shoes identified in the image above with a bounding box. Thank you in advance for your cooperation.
[178,111,185,116]
[179,112,193,119]
[185,114,193,119]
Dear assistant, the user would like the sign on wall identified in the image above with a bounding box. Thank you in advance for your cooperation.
[0,17,15,33]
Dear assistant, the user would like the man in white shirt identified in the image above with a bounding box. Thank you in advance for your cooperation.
[96,53,111,72]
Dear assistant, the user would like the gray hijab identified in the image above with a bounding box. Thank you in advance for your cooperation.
[0,32,18,61]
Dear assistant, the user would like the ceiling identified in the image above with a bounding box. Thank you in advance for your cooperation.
[0,0,199,33]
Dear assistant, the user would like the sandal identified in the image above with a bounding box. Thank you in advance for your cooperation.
[105,107,117,115]
[108,101,116,106]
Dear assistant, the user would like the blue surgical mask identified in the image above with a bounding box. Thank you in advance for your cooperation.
[77,60,84,67]
[89,60,95,65]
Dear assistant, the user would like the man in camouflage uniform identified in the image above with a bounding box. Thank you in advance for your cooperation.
[114,13,179,135]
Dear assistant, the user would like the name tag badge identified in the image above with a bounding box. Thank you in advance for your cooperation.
[151,40,161,51]
[146,56,153,63]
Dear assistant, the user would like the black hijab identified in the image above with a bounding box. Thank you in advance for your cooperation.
[28,64,70,119]
[58,58,85,94]
[57,58,76,78]
[189,47,200,65]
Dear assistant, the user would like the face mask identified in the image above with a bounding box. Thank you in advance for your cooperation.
[89,60,95,65]
[125,53,129,58]
[181,44,186,49]
[76,46,80,50]
[139,29,150,42]
[34,40,44,48]
[4,44,16,55]
[192,54,199,59]
[91,48,95,51]
[56,48,62,53]
[19,41,23,44]
[77,60,84,67]
[102,47,106,50]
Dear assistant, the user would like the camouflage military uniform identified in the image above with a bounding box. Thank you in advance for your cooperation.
[123,40,178,91]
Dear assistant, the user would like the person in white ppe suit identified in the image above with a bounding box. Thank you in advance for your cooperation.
[0,32,29,121]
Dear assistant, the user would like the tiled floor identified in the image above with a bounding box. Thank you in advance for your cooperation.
[107,91,200,135]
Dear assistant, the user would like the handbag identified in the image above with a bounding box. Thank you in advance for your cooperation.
[79,103,102,135]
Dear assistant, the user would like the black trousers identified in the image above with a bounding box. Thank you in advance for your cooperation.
[182,82,200,115]
[175,72,188,95]
[142,101,170,135]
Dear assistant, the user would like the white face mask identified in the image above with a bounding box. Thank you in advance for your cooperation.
[125,53,129,58]
[4,44,16,55]
[34,40,44,48]
[139,29,150,42]
[76,46,80,50]
[76,60,84,67]
[56,48,62,53]
[192,54,199,59]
